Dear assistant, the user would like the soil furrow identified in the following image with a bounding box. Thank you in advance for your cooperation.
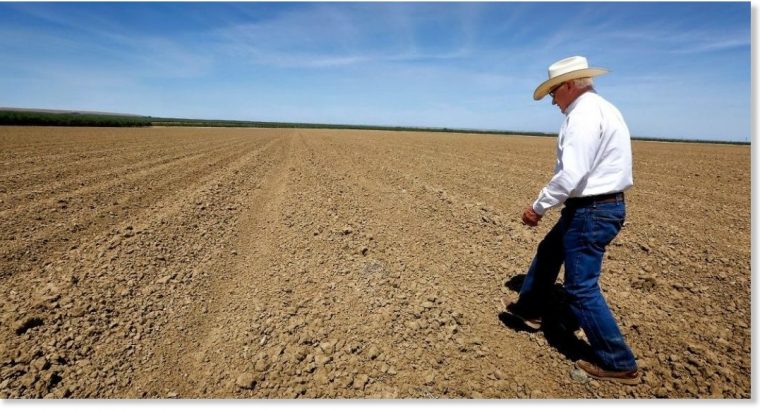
[0,127,749,399]
[0,135,247,211]
[0,136,219,190]
[0,136,262,277]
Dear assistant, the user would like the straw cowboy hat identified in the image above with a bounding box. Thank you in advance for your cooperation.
[533,56,608,100]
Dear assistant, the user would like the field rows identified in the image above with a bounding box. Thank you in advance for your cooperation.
[0,126,750,398]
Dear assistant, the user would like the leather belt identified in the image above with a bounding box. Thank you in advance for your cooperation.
[565,192,624,208]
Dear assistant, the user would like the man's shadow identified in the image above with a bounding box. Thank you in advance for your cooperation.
[498,274,593,362]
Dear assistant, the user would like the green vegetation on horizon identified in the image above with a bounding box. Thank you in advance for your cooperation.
[0,110,748,145]
[0,110,151,127]
[151,116,558,138]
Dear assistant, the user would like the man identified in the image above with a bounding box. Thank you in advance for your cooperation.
[506,56,640,385]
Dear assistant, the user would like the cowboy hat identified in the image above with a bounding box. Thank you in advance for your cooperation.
[533,56,608,100]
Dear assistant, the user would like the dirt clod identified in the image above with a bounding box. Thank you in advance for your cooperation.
[235,373,256,390]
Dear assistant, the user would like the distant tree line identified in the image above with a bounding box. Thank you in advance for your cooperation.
[151,117,560,138]
[0,110,748,144]
[0,111,151,127]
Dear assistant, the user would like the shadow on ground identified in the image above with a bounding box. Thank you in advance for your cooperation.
[498,274,594,362]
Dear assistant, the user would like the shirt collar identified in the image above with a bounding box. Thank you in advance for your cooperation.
[564,90,596,115]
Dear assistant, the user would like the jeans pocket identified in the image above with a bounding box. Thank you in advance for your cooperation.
[589,211,624,249]
[592,208,626,223]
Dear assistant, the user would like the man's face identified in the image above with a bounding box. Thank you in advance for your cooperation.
[549,82,571,113]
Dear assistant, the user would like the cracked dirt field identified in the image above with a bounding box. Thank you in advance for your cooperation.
[0,126,750,398]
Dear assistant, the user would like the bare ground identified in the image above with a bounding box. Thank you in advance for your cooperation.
[0,126,750,398]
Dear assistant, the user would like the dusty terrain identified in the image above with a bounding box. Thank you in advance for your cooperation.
[0,126,750,398]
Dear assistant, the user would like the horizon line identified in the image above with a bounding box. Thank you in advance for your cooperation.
[0,106,749,144]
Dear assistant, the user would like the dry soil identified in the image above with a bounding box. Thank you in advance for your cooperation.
[0,126,751,398]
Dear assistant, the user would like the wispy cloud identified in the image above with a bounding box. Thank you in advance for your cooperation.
[533,3,748,60]
[0,2,749,141]
[4,3,213,79]
[207,3,478,69]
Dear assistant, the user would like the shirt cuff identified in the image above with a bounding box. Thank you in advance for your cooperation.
[532,200,547,216]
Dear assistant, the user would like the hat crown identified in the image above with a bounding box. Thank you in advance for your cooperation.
[533,55,607,100]
[548,56,589,79]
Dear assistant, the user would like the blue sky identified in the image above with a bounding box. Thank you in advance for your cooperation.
[0,2,750,141]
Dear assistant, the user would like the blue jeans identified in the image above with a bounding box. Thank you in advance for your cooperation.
[518,200,637,371]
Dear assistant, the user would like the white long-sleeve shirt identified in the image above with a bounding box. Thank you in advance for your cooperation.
[532,91,633,216]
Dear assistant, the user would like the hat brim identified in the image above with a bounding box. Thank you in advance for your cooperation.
[533,68,609,100]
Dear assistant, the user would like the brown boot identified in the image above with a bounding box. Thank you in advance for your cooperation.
[576,360,641,385]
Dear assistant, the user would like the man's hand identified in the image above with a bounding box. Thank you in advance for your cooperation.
[522,206,542,227]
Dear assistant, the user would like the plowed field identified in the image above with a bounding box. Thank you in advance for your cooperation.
[0,126,750,398]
